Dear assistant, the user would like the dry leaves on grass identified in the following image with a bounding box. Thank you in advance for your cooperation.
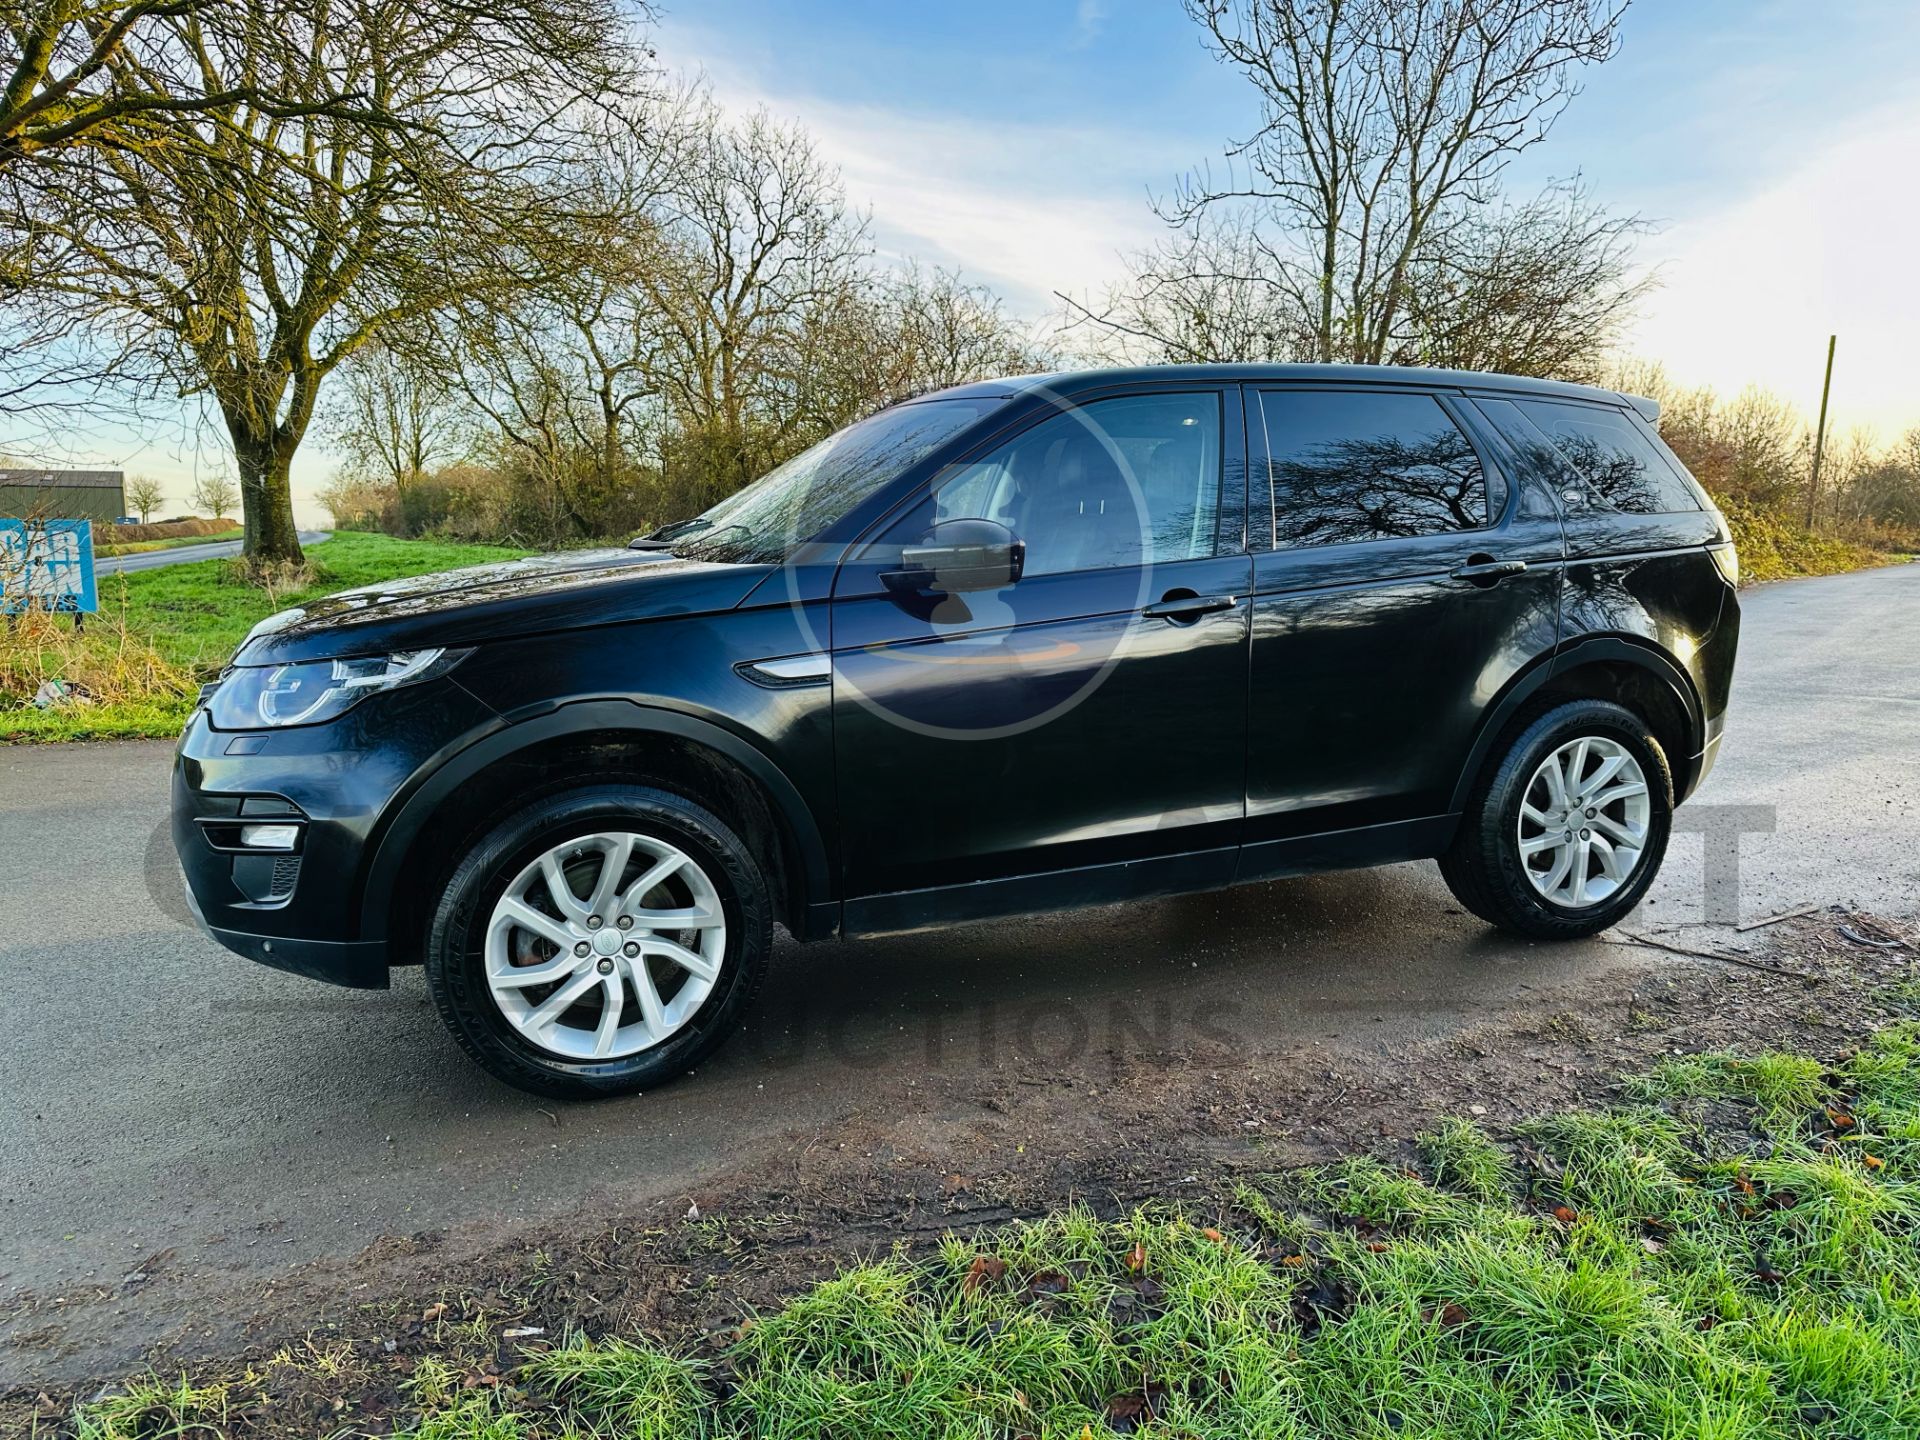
[961,1255,1006,1295]
[1103,1381,1169,1434]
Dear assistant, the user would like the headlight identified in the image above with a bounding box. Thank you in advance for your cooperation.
[206,649,466,729]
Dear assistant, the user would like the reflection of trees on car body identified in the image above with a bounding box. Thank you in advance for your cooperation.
[1257,391,1489,548]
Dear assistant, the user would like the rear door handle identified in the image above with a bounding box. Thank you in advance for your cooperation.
[1143,592,1237,622]
[1450,558,1528,586]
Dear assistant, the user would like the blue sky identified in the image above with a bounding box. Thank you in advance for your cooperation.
[662,0,1920,431]
[43,0,1920,517]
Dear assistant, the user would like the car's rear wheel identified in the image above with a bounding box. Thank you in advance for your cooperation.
[1440,698,1674,940]
[425,784,770,1098]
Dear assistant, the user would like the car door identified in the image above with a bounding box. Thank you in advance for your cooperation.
[1240,384,1565,879]
[830,387,1252,925]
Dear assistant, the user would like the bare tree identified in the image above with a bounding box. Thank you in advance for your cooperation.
[1064,179,1642,382]
[437,92,1043,537]
[446,97,873,526]
[1837,426,1920,532]
[636,103,870,499]
[1058,210,1312,364]
[124,471,165,521]
[314,468,389,531]
[1389,179,1650,379]
[795,263,1046,432]
[1719,386,1809,507]
[446,101,691,515]
[1152,0,1629,365]
[1,0,400,172]
[190,469,236,518]
[454,334,615,539]
[329,342,468,492]
[3,0,647,566]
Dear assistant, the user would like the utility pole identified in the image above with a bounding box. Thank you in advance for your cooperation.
[1806,334,1836,531]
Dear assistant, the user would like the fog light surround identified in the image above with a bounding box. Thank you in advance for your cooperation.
[238,823,301,851]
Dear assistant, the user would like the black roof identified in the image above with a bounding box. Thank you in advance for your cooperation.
[923,363,1657,420]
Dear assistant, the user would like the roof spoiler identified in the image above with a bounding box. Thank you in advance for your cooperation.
[1621,392,1660,423]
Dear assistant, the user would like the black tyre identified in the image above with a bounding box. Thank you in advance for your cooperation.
[1439,698,1674,940]
[425,784,771,1099]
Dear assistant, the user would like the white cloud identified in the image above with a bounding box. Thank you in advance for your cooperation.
[1623,96,1920,439]
[1072,0,1110,49]
[687,57,1179,317]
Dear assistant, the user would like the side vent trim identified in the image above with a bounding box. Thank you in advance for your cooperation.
[736,654,831,689]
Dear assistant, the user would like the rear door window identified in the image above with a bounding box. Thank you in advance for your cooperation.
[1511,399,1701,515]
[1254,390,1491,550]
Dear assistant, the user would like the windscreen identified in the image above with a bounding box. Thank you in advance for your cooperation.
[664,397,1005,564]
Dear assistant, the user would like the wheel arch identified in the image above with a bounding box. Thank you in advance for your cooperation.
[1448,637,1705,815]
[358,701,835,964]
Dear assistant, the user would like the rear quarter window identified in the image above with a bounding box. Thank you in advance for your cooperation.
[1512,398,1702,515]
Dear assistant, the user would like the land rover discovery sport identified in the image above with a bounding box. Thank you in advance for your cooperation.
[174,365,1740,1097]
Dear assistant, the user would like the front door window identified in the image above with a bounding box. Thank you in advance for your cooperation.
[930,391,1225,575]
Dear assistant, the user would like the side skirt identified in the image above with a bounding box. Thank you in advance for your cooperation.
[842,816,1458,940]
[1235,815,1459,886]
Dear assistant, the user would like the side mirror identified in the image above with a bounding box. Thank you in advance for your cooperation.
[881,518,1025,595]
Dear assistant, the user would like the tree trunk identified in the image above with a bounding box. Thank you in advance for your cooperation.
[233,428,306,565]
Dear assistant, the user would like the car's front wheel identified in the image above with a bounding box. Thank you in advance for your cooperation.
[1440,698,1674,940]
[425,784,771,1098]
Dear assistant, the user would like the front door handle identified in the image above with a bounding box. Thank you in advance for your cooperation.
[1143,592,1237,622]
[1450,557,1528,586]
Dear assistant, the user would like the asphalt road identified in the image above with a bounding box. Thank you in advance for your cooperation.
[2,561,1916,1325]
[95,529,331,575]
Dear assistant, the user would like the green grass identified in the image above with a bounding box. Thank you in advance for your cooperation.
[1,531,529,742]
[1418,1115,1517,1202]
[112,530,529,674]
[147,1024,1907,1440]
[0,697,204,742]
[1624,1050,1831,1133]
[75,1375,238,1440]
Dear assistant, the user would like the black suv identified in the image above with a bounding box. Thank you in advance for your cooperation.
[174,365,1740,1097]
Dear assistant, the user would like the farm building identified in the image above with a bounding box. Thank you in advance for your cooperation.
[0,469,127,525]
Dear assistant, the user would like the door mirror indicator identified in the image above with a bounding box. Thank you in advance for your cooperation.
[882,518,1025,595]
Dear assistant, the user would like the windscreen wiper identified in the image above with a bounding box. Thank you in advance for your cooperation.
[630,516,714,549]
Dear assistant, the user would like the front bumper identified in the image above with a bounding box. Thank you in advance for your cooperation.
[1687,712,1726,799]
[178,861,389,988]
[172,678,497,988]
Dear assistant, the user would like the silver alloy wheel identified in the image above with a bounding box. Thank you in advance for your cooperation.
[1516,735,1652,909]
[484,832,727,1060]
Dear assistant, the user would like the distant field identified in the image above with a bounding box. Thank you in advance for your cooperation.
[97,527,244,557]
[1,531,530,742]
[108,530,528,674]
[104,516,238,544]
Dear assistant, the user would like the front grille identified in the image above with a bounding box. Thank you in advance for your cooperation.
[269,855,301,897]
